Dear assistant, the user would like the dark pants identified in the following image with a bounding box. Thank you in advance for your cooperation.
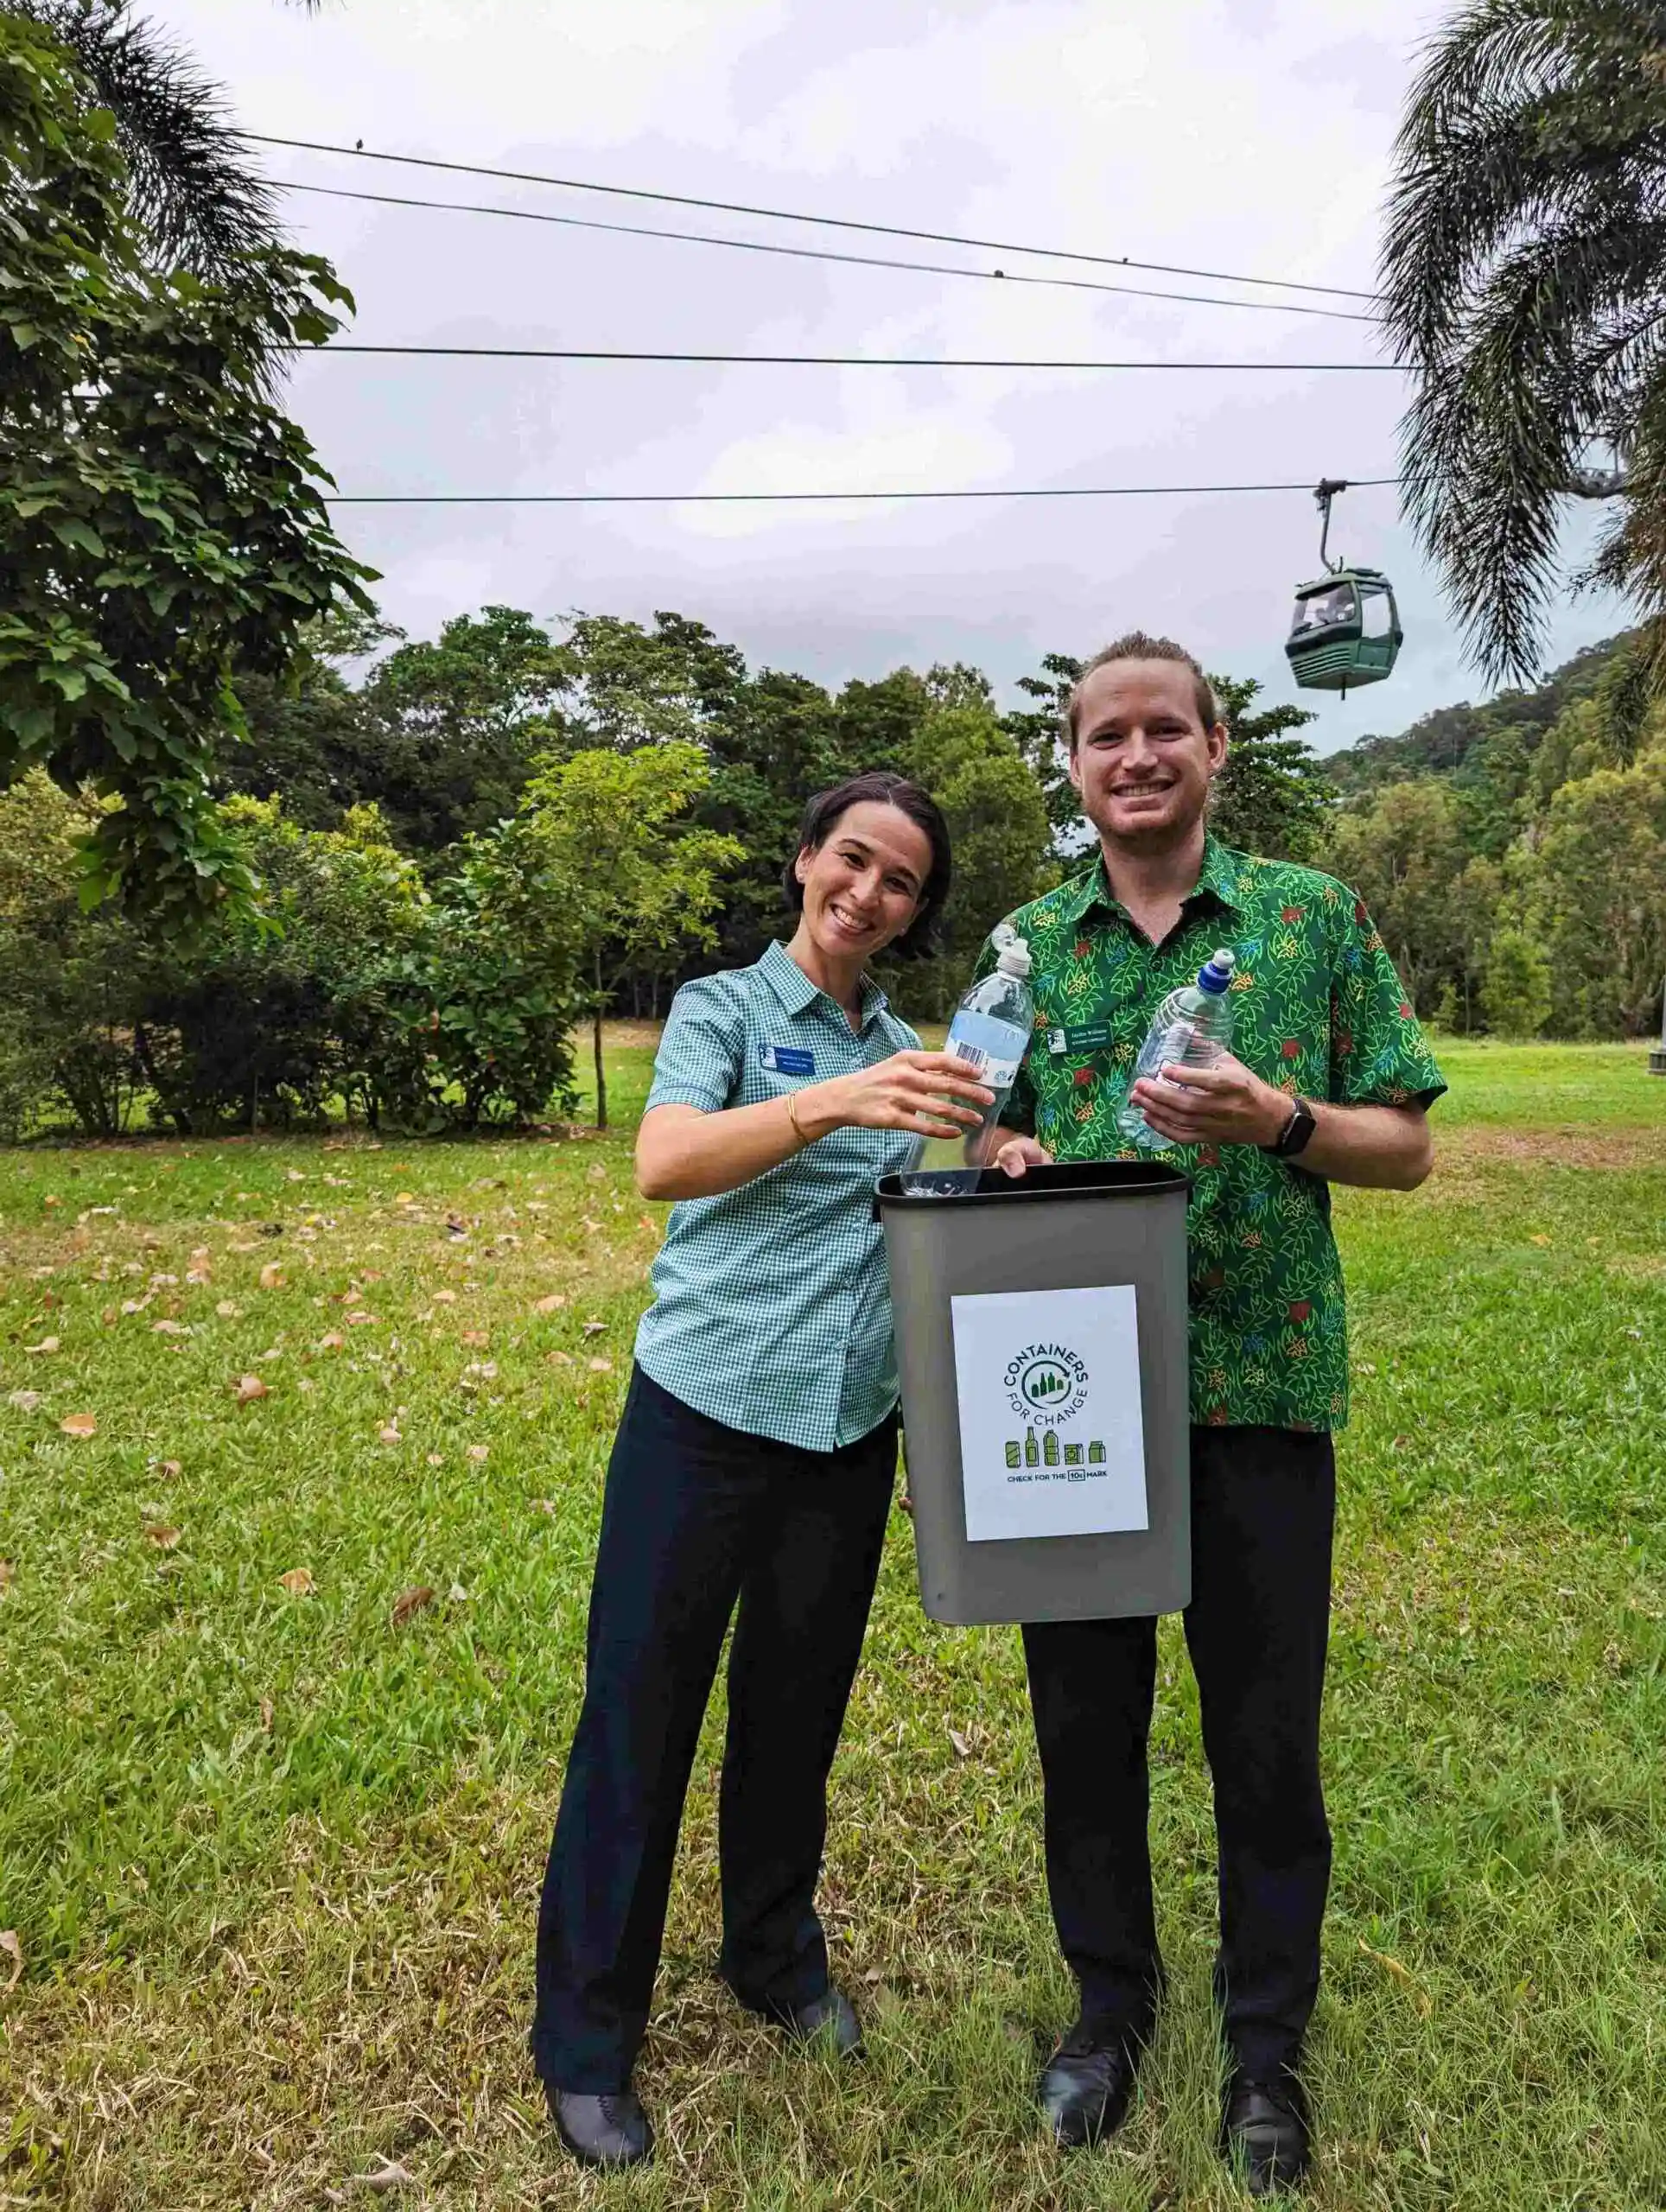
[531,1364,898,2094]
[1022,1424,1336,2079]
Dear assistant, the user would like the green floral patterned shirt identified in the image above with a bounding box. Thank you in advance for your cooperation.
[979,837,1446,1432]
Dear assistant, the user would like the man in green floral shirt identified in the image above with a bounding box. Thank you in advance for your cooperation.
[982,633,1443,2194]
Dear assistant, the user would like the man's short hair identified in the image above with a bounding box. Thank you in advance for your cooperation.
[1065,632,1224,749]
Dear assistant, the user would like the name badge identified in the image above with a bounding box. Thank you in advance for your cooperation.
[1047,1020,1114,1057]
[760,1044,816,1077]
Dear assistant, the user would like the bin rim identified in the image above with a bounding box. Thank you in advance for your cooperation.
[875,1158,1189,1211]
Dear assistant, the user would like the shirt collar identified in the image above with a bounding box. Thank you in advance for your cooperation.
[1063,833,1245,930]
[759,938,890,1031]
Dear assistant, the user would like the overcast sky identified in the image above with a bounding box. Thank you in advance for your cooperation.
[163,0,1629,753]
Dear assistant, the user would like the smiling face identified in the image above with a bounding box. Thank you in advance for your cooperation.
[792,800,932,968]
[1068,658,1228,852]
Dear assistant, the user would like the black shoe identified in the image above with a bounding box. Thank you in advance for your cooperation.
[1038,2019,1141,2149]
[773,1983,863,2056]
[549,2085,654,2170]
[1221,2070,1311,2196]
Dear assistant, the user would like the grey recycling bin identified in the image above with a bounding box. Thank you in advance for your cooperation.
[876,1160,1191,1625]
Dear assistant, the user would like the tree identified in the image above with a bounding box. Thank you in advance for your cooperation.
[1322,779,1471,1015]
[522,744,743,1128]
[0,18,376,922]
[1382,2,1666,683]
[1002,652,1083,849]
[1479,926,1552,1039]
[896,698,1054,1011]
[354,607,573,849]
[13,0,280,276]
[1210,676,1332,860]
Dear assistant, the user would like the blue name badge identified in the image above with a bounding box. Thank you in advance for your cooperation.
[760,1044,816,1077]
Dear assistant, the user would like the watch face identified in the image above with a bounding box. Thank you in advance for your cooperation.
[1282,1103,1317,1155]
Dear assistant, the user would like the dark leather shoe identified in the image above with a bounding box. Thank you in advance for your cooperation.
[1221,2071,1311,2196]
[774,1983,863,2056]
[549,2085,654,2169]
[1038,2019,1141,2148]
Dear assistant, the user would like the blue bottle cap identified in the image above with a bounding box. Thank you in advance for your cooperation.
[1197,948,1237,994]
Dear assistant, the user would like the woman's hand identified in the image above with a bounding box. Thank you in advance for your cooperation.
[797,1050,994,1141]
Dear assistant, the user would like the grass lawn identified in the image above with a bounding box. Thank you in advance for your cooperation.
[2,1035,1663,2209]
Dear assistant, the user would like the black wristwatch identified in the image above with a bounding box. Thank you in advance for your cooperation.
[1263,1096,1317,1158]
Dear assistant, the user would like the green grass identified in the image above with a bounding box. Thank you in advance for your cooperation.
[1,1039,1663,2209]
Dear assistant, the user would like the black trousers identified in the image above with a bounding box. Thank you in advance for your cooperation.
[1022,1424,1336,2079]
[531,1364,898,2094]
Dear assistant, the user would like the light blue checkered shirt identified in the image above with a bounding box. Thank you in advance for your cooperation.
[634,940,922,1452]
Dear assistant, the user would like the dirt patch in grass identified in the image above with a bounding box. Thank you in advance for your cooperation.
[1440,1123,1664,1170]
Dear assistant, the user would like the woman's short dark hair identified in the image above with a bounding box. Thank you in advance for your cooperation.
[782,770,951,957]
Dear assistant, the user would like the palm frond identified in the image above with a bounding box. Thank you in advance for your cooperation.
[15,0,282,275]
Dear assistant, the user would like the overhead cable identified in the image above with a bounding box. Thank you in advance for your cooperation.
[321,342,1400,370]
[246,130,1378,302]
[272,178,1378,323]
[324,475,1401,505]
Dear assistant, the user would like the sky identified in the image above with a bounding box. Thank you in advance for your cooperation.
[162,0,1631,754]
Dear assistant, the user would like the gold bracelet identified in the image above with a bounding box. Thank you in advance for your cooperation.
[784,1090,810,1146]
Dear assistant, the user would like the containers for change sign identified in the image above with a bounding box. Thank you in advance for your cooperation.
[949,1284,1148,1543]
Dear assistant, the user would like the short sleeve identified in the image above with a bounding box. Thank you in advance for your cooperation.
[645,977,747,1115]
[1328,893,1447,1109]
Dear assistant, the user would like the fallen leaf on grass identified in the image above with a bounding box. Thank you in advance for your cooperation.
[394,1192,416,1207]
[426,1452,443,1467]
[346,1311,379,1327]
[378,1425,402,1446]
[433,1288,458,1305]
[353,2158,415,2194]
[277,1567,314,1596]
[157,1459,182,1477]
[258,1697,274,1731]
[1529,1233,1551,1248]
[0,1929,21,1992]
[448,1581,468,1603]
[258,1262,284,1290]
[460,1329,490,1348]
[60,1412,97,1438]
[120,1296,153,1316]
[143,1523,181,1550]
[532,1498,559,1516]
[947,1726,972,1759]
[8,1390,41,1413]
[24,1338,60,1356]
[151,1319,191,1337]
[318,1332,345,1351]
[233,1374,269,1404]
[466,1444,489,1463]
[1358,1937,1432,2016]
[391,1586,434,1628]
[582,1320,607,1337]
[216,1300,242,1319]
[588,1357,614,1373]
[546,1350,574,1367]
[533,1294,566,1313]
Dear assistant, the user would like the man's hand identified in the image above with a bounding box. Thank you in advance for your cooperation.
[990,1133,1053,1178]
[1128,1055,1291,1149]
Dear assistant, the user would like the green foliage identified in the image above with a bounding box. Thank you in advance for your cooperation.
[1383,3,1666,683]
[397,819,584,1132]
[1479,926,1553,1039]
[890,695,1054,1009]
[523,742,742,1126]
[0,16,375,923]
[1209,675,1332,860]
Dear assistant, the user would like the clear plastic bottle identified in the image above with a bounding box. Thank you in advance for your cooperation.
[903,927,1033,1191]
[1117,947,1237,1151]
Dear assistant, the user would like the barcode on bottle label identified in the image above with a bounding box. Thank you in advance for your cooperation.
[950,1041,991,1075]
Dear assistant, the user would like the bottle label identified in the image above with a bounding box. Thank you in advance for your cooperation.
[946,1009,1029,1081]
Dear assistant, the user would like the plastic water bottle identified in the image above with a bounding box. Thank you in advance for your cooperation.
[1117,947,1237,1151]
[904,927,1033,1190]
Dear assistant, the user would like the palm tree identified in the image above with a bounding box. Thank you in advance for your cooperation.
[1382,2,1666,686]
[13,0,289,275]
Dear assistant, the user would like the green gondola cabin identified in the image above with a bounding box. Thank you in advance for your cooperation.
[1284,567,1402,694]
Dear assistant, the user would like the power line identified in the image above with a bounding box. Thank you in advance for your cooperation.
[324,475,1401,505]
[321,342,1401,371]
[247,130,1378,302]
[273,179,1378,324]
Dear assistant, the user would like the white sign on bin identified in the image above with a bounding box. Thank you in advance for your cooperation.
[950,1283,1148,1543]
